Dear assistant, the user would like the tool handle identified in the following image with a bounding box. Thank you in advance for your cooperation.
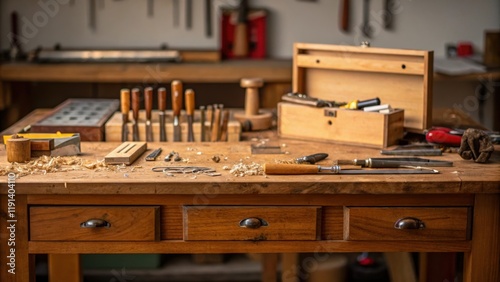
[211,107,221,142]
[340,0,349,32]
[185,89,195,116]
[365,159,402,168]
[425,129,462,147]
[264,164,319,175]
[158,87,167,111]
[120,89,130,116]
[357,97,380,109]
[144,87,153,120]
[171,80,183,117]
[131,88,141,120]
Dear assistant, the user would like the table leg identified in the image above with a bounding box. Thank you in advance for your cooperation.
[1,195,35,282]
[463,194,500,282]
[262,253,279,282]
[48,254,82,282]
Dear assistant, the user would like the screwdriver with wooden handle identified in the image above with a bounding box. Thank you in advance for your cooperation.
[144,87,154,142]
[171,80,183,142]
[120,89,130,142]
[158,87,167,142]
[131,88,141,141]
[264,164,439,175]
[185,89,195,142]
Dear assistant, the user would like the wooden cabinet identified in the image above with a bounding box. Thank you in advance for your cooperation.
[30,206,160,241]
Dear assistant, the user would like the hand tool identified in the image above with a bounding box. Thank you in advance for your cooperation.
[186,0,193,29]
[340,0,350,32]
[361,0,372,38]
[206,104,213,141]
[282,92,346,108]
[251,144,283,154]
[164,151,182,162]
[120,89,130,142]
[145,148,162,161]
[131,88,141,141]
[233,0,249,57]
[147,0,154,17]
[381,144,442,156]
[9,11,23,60]
[296,153,328,164]
[199,106,206,142]
[211,104,221,142]
[425,127,462,147]
[205,0,213,37]
[104,142,147,165]
[185,89,195,142]
[144,87,154,142]
[264,163,439,175]
[384,0,393,29]
[158,87,167,141]
[336,157,453,168]
[152,166,221,176]
[172,0,180,27]
[219,109,230,142]
[217,104,224,141]
[89,0,97,31]
[171,80,183,142]
[342,97,380,110]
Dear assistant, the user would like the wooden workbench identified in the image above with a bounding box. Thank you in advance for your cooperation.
[0,140,499,282]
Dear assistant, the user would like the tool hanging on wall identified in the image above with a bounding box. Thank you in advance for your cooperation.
[89,0,97,31]
[186,0,193,29]
[384,0,394,29]
[361,0,373,37]
[205,0,213,37]
[173,0,180,27]
[148,0,154,17]
[340,0,350,32]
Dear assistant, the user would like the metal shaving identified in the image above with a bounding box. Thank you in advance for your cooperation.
[228,161,264,177]
[0,155,126,178]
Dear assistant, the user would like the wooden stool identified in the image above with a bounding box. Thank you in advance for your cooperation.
[234,78,273,131]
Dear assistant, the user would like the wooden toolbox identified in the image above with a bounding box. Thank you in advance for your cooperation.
[105,110,241,142]
[278,43,433,148]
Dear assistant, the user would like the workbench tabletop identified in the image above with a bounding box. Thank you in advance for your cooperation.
[1,140,499,195]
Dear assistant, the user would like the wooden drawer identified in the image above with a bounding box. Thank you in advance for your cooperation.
[183,206,321,241]
[30,206,160,241]
[345,207,470,241]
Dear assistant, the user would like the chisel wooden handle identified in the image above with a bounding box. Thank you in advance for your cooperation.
[131,88,141,121]
[144,87,153,120]
[264,164,319,175]
[120,89,130,118]
[211,106,221,142]
[171,80,183,118]
[158,87,167,111]
[185,89,195,116]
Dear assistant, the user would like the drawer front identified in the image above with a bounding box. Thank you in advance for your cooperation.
[184,206,321,241]
[30,206,160,241]
[345,207,469,241]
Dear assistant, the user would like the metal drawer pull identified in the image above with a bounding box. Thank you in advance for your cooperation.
[394,217,425,230]
[239,217,268,229]
[80,219,111,228]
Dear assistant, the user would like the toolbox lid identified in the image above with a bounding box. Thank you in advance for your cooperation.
[292,43,433,133]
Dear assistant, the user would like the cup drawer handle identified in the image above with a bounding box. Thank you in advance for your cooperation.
[239,217,268,229]
[394,217,425,230]
[80,219,111,228]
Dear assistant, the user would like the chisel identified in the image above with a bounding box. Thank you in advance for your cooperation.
[185,89,195,142]
[131,88,141,141]
[211,104,221,142]
[199,106,206,142]
[171,80,183,142]
[264,164,439,175]
[120,89,130,142]
[144,87,154,142]
[158,87,167,142]
[219,109,230,142]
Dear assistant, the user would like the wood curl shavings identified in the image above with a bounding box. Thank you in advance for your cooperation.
[229,161,264,177]
[0,155,131,178]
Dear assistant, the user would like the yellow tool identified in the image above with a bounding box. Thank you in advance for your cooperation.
[342,97,380,110]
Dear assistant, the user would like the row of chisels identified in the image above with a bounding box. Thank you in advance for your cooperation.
[119,82,231,142]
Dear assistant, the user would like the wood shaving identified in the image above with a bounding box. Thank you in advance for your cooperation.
[229,161,264,177]
[0,155,129,178]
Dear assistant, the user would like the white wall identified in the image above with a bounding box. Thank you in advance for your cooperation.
[1,0,499,58]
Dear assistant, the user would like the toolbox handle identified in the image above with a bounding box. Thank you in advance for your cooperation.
[394,217,425,230]
[239,217,268,229]
[80,218,111,228]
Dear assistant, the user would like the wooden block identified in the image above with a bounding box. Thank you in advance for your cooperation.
[104,142,147,165]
